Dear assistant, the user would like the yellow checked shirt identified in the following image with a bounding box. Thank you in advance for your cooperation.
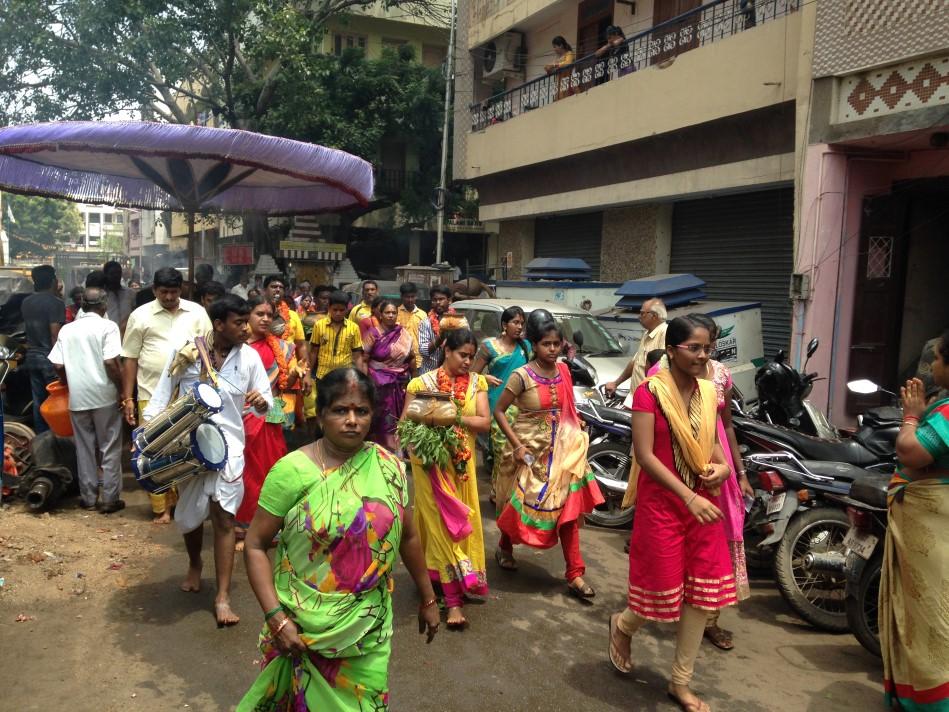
[310,316,363,378]
[397,305,426,369]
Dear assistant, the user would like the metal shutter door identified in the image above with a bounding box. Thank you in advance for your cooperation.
[534,212,603,279]
[670,188,794,357]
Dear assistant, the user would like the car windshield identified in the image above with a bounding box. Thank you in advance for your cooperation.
[462,307,623,356]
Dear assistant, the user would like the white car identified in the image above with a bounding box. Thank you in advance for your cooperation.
[452,298,629,386]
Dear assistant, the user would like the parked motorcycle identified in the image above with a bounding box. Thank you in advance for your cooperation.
[743,451,881,632]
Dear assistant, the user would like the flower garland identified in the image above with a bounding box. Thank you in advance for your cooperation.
[265,334,290,391]
[435,368,473,478]
[276,300,294,342]
[428,306,456,338]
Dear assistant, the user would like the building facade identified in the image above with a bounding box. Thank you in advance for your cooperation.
[794,1,949,420]
[455,0,814,358]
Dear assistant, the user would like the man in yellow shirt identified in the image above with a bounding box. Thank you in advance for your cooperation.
[396,281,429,369]
[121,267,213,523]
[310,291,365,380]
[264,274,311,392]
[349,279,378,323]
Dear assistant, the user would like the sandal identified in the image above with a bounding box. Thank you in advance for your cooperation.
[703,625,734,651]
[567,578,596,601]
[495,548,518,571]
[608,613,633,674]
[667,690,711,712]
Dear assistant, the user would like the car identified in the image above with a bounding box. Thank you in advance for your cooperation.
[452,298,629,385]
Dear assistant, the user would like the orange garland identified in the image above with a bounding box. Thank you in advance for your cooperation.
[276,300,294,342]
[265,334,290,391]
[435,368,473,475]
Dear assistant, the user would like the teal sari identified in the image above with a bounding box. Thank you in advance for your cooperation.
[480,337,531,412]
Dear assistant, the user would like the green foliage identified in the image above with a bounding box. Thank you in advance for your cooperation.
[396,418,461,470]
[3,195,83,257]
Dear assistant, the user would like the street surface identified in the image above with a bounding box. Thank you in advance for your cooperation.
[0,470,883,712]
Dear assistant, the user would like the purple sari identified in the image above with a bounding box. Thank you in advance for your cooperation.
[360,318,415,451]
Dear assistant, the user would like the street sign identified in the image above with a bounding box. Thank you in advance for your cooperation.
[222,243,254,265]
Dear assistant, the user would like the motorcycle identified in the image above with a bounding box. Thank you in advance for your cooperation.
[743,451,881,632]
[805,469,889,656]
[566,335,635,528]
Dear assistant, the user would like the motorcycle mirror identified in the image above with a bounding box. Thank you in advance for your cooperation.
[847,379,880,395]
[774,349,786,363]
[806,338,820,358]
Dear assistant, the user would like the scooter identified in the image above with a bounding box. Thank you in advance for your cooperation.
[742,452,881,632]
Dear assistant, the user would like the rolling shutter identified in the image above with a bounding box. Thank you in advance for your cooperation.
[534,212,603,279]
[670,188,794,357]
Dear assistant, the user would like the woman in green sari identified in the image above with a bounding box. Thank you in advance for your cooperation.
[471,306,530,504]
[239,367,440,712]
[881,330,949,712]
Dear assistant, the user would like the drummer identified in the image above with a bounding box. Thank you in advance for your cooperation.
[143,294,272,627]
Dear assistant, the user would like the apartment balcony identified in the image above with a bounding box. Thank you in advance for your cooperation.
[464,0,801,180]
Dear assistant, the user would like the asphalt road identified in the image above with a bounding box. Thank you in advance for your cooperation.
[0,470,884,712]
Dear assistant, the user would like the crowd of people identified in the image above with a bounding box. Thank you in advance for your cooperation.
[11,261,947,712]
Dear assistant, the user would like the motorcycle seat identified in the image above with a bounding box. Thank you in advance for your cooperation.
[849,472,890,510]
[862,406,902,428]
[737,418,880,467]
[590,404,632,427]
[801,460,879,484]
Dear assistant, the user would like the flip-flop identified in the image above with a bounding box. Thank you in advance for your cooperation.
[667,691,710,712]
[495,548,518,571]
[567,580,596,601]
[608,613,632,674]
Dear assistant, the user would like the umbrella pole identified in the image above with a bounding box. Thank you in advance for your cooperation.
[187,211,196,298]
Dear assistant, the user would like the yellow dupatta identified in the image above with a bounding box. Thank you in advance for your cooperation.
[621,369,718,507]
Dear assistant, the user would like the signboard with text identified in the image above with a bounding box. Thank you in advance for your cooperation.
[222,243,254,265]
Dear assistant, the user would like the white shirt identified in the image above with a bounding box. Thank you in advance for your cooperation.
[143,341,272,479]
[47,311,122,411]
[230,284,249,299]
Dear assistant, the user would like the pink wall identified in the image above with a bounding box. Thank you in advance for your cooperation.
[794,144,949,425]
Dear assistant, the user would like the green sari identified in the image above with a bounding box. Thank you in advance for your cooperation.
[237,444,408,712]
[881,397,949,712]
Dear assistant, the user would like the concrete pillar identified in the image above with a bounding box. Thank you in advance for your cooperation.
[599,203,672,282]
[497,219,534,279]
[408,232,421,264]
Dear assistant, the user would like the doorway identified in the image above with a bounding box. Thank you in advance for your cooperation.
[651,0,701,64]
[576,0,614,59]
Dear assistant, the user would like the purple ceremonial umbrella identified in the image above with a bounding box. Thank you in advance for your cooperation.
[0,121,374,281]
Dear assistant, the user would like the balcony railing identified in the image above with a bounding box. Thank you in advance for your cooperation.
[470,0,797,132]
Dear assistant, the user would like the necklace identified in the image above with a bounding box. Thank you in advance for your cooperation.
[529,359,557,378]
[313,440,327,472]
[212,344,232,371]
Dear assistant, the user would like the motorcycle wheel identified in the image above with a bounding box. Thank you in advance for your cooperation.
[3,421,35,478]
[585,440,634,528]
[846,552,882,657]
[774,507,850,632]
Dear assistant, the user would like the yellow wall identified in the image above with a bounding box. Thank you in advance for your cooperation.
[464,13,801,179]
[322,13,448,65]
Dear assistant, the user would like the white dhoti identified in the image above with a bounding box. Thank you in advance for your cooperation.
[174,454,245,534]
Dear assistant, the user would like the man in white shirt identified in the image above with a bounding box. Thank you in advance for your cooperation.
[605,298,668,402]
[47,288,126,513]
[230,273,250,300]
[144,294,271,627]
[121,267,212,523]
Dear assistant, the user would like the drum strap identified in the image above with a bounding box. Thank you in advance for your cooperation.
[194,336,220,388]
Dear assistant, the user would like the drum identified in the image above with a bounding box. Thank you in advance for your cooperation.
[133,382,223,458]
[132,422,228,493]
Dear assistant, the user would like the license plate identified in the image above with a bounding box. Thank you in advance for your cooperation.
[766,492,787,515]
[843,526,878,560]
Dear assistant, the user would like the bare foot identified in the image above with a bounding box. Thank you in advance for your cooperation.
[215,598,240,627]
[234,539,245,553]
[668,683,711,712]
[446,606,468,629]
[181,562,202,592]
[153,510,172,525]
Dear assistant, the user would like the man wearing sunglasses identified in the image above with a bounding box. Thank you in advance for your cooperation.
[604,297,668,402]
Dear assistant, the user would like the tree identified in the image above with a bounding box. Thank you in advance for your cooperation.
[0,0,450,244]
[3,194,83,258]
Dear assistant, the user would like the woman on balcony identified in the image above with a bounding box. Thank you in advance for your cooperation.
[545,36,575,100]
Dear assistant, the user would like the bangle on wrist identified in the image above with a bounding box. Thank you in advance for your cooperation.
[264,605,284,621]
[684,492,698,507]
[513,444,526,453]
[271,616,291,636]
[419,597,437,611]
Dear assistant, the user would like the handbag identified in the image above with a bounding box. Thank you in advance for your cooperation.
[405,390,457,426]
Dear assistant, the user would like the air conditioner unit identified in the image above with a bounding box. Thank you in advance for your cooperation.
[481,32,525,79]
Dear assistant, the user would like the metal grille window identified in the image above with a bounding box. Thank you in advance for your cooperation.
[866,236,893,279]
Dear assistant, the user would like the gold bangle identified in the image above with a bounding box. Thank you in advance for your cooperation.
[271,616,291,636]
[419,597,438,611]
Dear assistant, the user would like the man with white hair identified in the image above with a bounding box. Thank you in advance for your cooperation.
[605,297,668,399]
